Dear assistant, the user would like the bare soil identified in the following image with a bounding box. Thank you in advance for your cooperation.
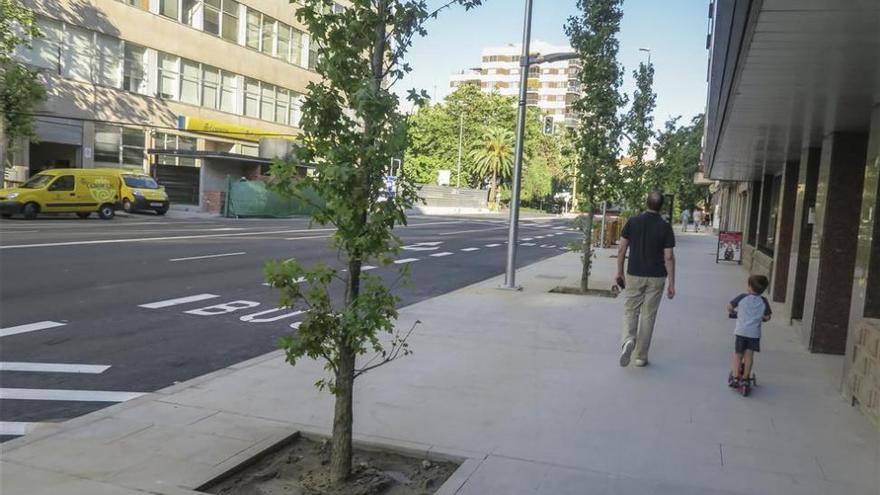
[203,436,458,495]
[550,286,619,298]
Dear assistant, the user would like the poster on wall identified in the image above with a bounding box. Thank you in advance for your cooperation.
[717,231,743,264]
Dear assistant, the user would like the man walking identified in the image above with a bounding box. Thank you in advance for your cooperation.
[680,208,690,232]
[617,192,676,367]
[693,208,703,233]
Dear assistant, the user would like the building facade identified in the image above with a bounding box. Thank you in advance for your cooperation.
[448,41,581,129]
[7,0,345,211]
[704,1,880,427]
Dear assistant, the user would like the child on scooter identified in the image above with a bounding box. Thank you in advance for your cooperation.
[727,275,771,389]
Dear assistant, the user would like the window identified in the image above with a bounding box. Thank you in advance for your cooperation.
[289,92,303,127]
[260,83,276,121]
[202,65,219,109]
[122,128,146,168]
[21,17,61,71]
[94,33,122,88]
[290,28,304,65]
[261,16,275,55]
[155,133,197,166]
[119,0,149,9]
[277,23,290,61]
[48,176,75,192]
[275,88,289,125]
[158,53,180,99]
[63,25,93,82]
[123,43,148,94]
[244,78,260,118]
[220,71,238,113]
[246,9,261,49]
[95,124,122,164]
[183,0,202,28]
[203,0,220,34]
[221,0,239,42]
[159,0,179,20]
[308,36,319,70]
[180,59,201,105]
[239,144,259,157]
[333,2,345,13]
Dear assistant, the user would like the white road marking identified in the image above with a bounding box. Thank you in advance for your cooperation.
[431,252,454,257]
[554,226,567,230]
[394,258,419,264]
[0,321,66,338]
[0,362,110,374]
[461,247,480,252]
[438,226,508,236]
[139,294,219,309]
[521,242,536,246]
[0,421,47,436]
[485,243,501,247]
[522,238,534,241]
[0,230,40,234]
[548,245,557,248]
[169,252,246,262]
[0,228,336,250]
[0,388,145,402]
[263,276,306,287]
[240,309,303,323]
[284,234,332,240]
[208,227,246,231]
[402,242,443,251]
[540,244,551,248]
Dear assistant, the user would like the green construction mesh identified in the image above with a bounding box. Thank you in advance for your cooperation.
[225,180,325,218]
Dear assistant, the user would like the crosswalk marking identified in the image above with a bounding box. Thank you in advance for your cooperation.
[522,237,534,241]
[0,421,47,436]
[0,388,145,402]
[461,247,480,252]
[0,362,110,374]
[431,252,453,257]
[485,243,501,248]
[0,321,66,338]
[521,242,536,246]
[394,258,420,264]
[139,294,219,309]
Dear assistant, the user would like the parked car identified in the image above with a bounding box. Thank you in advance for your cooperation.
[0,168,120,220]
[102,170,170,215]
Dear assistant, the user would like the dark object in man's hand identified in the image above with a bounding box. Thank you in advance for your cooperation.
[616,276,626,289]
[729,311,737,319]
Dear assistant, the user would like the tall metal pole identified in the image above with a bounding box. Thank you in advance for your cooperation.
[501,0,533,290]
[456,113,463,188]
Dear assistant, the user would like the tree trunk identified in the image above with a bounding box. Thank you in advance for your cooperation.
[489,171,497,209]
[580,207,593,292]
[330,341,355,482]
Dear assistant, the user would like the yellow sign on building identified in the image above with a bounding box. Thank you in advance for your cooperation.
[177,116,270,143]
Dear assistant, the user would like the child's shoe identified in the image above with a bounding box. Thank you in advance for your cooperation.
[728,373,739,388]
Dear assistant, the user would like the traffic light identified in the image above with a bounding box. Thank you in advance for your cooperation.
[543,116,554,135]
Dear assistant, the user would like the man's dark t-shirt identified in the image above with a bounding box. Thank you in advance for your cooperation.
[621,212,676,277]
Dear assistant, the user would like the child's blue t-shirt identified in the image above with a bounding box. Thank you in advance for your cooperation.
[731,293,771,339]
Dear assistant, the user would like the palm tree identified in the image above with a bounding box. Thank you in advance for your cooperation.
[469,126,515,208]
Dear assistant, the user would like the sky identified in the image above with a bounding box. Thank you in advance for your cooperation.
[394,0,710,131]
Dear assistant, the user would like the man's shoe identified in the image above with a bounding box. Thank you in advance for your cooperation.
[634,359,648,367]
[619,339,635,367]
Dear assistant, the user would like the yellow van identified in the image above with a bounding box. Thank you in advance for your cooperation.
[0,169,120,220]
[100,170,170,215]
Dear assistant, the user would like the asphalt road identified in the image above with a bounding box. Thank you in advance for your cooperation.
[0,211,580,440]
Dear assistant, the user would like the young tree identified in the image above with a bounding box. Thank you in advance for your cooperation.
[565,0,626,291]
[623,60,656,213]
[469,126,514,207]
[265,0,481,483]
[0,0,45,185]
[655,114,707,212]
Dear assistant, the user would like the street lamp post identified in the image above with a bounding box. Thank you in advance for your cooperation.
[456,113,464,188]
[500,0,534,290]
[501,1,578,290]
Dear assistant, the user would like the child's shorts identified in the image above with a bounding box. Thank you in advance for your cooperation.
[735,335,761,353]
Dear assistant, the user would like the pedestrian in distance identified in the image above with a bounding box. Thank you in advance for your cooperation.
[693,209,703,233]
[727,275,771,392]
[680,208,690,232]
[617,192,676,368]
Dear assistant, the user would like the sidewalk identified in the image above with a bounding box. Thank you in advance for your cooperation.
[2,233,878,494]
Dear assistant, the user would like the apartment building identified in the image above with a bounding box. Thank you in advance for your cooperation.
[448,41,581,129]
[9,0,345,211]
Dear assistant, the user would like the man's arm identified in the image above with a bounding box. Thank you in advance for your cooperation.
[665,247,675,299]
[616,238,629,279]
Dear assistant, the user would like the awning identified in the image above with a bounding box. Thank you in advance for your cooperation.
[146,149,273,165]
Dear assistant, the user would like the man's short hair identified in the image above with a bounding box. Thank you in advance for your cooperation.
[748,275,770,295]
[646,192,664,211]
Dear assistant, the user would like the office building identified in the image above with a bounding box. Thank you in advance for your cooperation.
[704,1,880,427]
[8,0,346,211]
[448,41,581,129]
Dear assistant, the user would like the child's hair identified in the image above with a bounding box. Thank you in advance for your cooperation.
[748,275,770,295]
